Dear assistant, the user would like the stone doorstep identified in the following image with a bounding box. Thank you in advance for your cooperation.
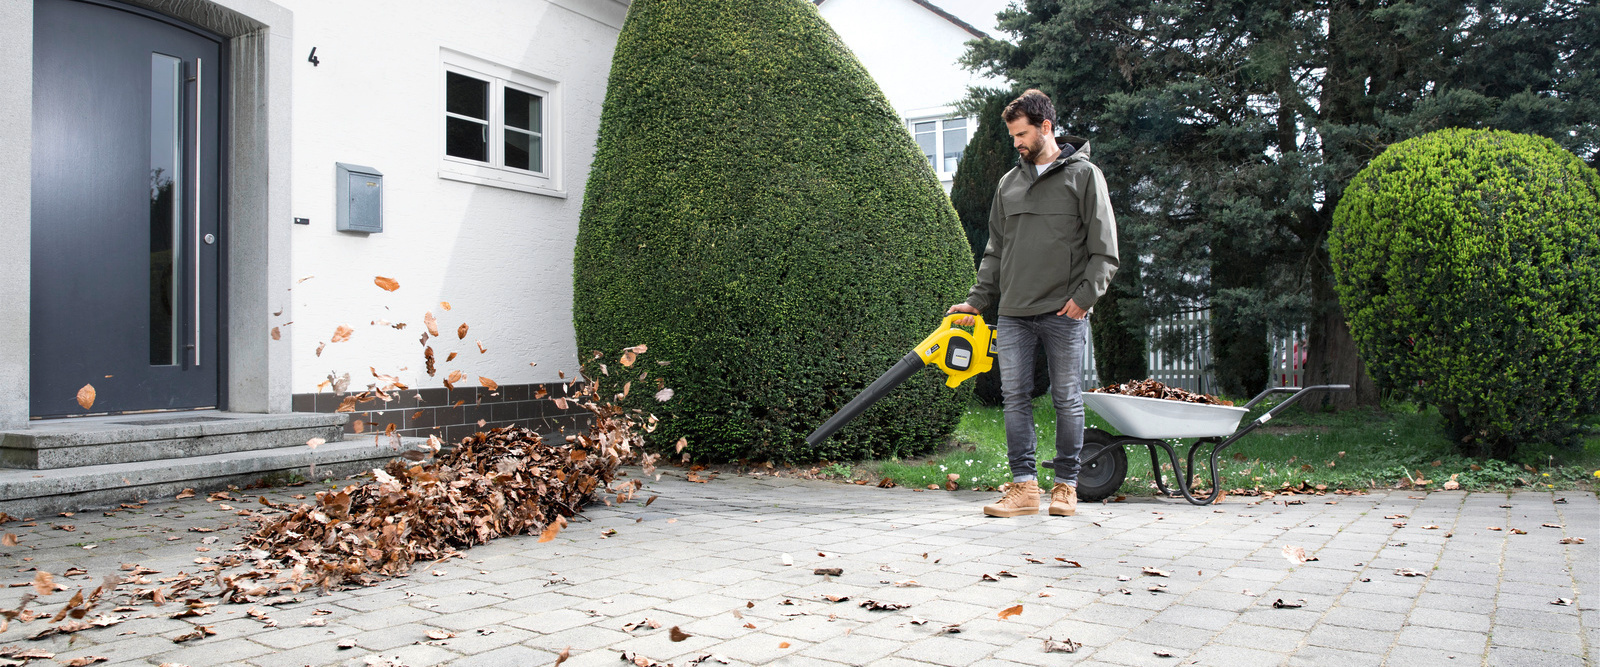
[0,435,428,517]
[1,411,349,469]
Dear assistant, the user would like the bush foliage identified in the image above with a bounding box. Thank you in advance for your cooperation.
[1331,129,1600,458]
[572,0,974,462]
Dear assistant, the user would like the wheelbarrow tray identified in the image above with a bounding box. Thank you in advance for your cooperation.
[1082,392,1250,439]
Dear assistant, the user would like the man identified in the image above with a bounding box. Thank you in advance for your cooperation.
[949,89,1119,518]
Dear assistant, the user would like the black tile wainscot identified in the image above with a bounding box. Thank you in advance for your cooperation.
[292,382,594,444]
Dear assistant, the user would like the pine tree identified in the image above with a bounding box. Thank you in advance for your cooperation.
[963,0,1596,407]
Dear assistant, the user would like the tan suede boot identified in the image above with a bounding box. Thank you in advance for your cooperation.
[1049,482,1078,516]
[983,480,1040,517]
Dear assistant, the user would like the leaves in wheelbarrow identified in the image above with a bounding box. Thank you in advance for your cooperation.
[1090,379,1232,406]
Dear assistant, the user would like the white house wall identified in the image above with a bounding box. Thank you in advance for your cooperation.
[817,0,1005,120]
[281,0,625,396]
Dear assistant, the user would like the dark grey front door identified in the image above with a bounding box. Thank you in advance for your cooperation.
[31,0,224,417]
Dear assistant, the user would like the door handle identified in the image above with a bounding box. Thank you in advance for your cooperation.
[192,56,202,367]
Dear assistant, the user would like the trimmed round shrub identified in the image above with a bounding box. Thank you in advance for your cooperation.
[573,0,975,462]
[1331,129,1600,458]
[949,90,1048,406]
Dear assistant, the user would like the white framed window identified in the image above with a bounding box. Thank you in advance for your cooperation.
[909,115,970,179]
[439,49,563,197]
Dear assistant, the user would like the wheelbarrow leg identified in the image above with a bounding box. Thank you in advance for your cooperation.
[1144,444,1179,497]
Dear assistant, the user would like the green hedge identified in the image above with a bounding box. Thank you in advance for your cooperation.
[572,0,975,462]
[1330,129,1600,458]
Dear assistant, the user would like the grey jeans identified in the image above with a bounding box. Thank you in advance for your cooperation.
[997,312,1089,485]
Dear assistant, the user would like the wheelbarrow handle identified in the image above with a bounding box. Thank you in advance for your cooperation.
[1246,384,1351,429]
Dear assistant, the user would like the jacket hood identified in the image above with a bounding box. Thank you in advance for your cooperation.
[1016,135,1092,182]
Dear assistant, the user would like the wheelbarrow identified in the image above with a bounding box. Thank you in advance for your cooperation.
[1043,385,1350,505]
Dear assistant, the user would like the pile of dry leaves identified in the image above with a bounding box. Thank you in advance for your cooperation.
[1090,379,1233,406]
[1,357,658,646]
[241,370,650,591]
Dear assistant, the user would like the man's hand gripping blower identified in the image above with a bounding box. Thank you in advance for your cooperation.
[805,314,996,447]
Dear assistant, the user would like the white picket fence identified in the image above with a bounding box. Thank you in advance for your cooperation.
[1082,311,1307,394]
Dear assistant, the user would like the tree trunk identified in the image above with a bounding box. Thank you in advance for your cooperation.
[1302,264,1379,410]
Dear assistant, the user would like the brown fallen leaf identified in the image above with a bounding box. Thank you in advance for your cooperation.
[669,626,691,642]
[457,323,469,340]
[1272,598,1305,609]
[1142,566,1171,577]
[59,656,110,666]
[305,437,325,449]
[32,571,55,596]
[998,604,1023,620]
[424,311,440,337]
[1510,528,1527,535]
[538,516,567,543]
[860,600,909,611]
[814,568,843,576]
[1394,568,1428,577]
[170,624,215,643]
[552,646,571,666]
[1552,598,1574,606]
[1281,545,1317,565]
[374,276,400,292]
[315,341,326,357]
[1559,537,1585,544]
[270,327,281,341]
[1,534,16,547]
[1542,523,1564,529]
[675,437,688,453]
[1042,636,1081,653]
[1055,558,1082,567]
[425,629,456,640]
[1488,526,1503,531]
[76,384,96,410]
[644,495,658,507]
[331,325,353,343]
[479,377,498,391]
[778,642,791,649]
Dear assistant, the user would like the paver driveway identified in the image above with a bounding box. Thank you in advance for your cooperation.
[1,469,1594,666]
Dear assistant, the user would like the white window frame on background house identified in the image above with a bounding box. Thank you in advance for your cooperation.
[908,115,972,180]
[438,49,564,197]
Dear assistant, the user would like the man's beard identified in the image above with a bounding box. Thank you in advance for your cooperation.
[1018,136,1047,162]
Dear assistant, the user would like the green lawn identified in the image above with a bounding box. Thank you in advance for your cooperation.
[848,395,1600,496]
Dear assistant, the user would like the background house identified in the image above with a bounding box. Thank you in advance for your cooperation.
[1,0,628,514]
[817,0,1012,191]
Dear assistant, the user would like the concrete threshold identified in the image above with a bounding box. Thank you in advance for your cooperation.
[0,411,422,516]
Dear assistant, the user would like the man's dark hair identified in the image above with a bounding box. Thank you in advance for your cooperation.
[1002,89,1056,129]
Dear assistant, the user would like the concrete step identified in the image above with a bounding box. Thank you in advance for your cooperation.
[0,435,427,517]
[1,411,347,469]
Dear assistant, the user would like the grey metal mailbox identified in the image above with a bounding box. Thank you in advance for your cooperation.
[336,162,383,233]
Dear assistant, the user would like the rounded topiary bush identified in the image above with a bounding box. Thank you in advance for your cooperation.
[573,0,975,463]
[1330,128,1600,458]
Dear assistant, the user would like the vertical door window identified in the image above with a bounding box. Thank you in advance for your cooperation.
[942,118,967,172]
[913,121,937,169]
[503,86,543,173]
[445,72,489,162]
[149,53,183,366]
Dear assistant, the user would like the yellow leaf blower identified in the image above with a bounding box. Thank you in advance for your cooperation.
[806,313,996,447]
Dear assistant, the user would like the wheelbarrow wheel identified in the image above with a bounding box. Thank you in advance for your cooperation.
[1075,428,1127,502]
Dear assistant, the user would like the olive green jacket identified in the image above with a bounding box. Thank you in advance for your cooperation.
[965,136,1120,317]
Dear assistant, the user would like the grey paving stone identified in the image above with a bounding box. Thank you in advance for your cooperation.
[1408,606,1492,633]
[1488,623,1585,654]
[1190,643,1289,667]
[1286,645,1384,666]
[1486,645,1590,667]
[1397,624,1488,654]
